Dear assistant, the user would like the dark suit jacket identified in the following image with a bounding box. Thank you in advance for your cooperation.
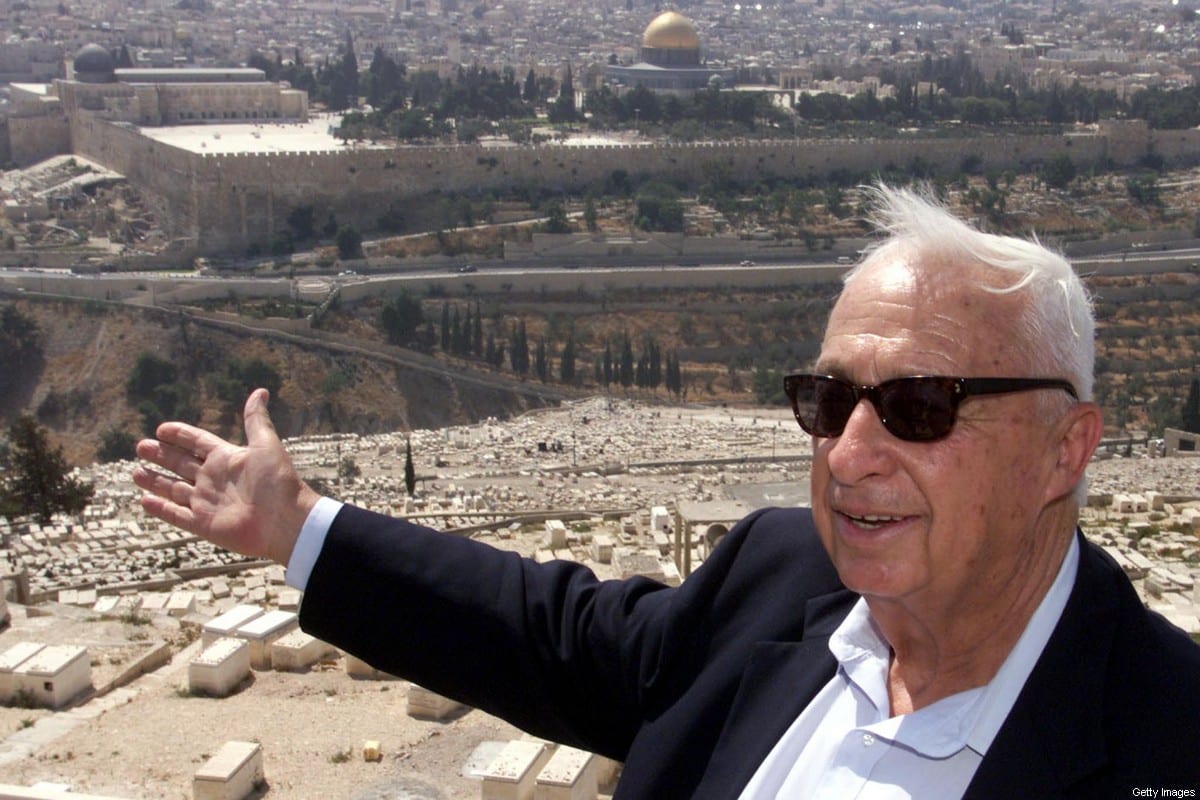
[300,504,1200,798]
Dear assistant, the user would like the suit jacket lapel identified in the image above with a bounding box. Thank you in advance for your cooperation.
[692,588,855,799]
[965,535,1117,798]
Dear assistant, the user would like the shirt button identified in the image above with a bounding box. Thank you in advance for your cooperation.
[862,733,875,747]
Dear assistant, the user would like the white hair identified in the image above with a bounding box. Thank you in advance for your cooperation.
[848,183,1095,402]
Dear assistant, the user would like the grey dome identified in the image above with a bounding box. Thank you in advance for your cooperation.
[73,44,116,82]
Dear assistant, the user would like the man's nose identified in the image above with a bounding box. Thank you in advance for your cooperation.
[823,399,896,482]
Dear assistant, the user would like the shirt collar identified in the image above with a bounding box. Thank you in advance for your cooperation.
[826,533,1081,758]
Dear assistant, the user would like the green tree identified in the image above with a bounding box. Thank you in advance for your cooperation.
[0,415,93,524]
[472,302,483,356]
[752,364,787,405]
[211,358,282,408]
[510,320,530,375]
[535,337,549,382]
[338,455,361,484]
[126,353,177,401]
[542,200,570,234]
[1126,173,1162,207]
[380,291,424,345]
[96,427,137,463]
[583,196,599,232]
[126,353,198,434]
[522,68,537,103]
[619,335,634,388]
[1183,378,1200,433]
[666,351,684,398]
[404,437,416,496]
[335,224,363,259]
[634,183,684,232]
[0,305,43,405]
[559,329,576,384]
[1041,153,1076,189]
[287,205,316,241]
[548,94,576,123]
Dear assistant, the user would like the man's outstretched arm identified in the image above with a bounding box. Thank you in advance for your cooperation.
[131,388,319,566]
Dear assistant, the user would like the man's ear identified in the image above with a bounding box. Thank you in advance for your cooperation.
[1045,401,1104,504]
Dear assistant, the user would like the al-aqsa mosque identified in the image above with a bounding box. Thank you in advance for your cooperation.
[605,11,736,95]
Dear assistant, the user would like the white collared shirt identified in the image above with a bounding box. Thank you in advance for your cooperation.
[737,534,1080,800]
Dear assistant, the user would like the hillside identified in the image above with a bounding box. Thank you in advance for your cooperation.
[0,298,563,466]
[3,265,1200,469]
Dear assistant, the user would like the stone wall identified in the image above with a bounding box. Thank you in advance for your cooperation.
[178,131,1123,254]
[66,114,1200,257]
[5,113,71,167]
[70,112,204,246]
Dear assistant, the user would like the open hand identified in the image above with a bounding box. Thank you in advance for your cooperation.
[132,388,318,566]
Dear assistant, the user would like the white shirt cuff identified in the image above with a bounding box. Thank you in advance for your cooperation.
[285,496,344,591]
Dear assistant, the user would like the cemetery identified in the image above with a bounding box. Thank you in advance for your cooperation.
[0,398,1194,798]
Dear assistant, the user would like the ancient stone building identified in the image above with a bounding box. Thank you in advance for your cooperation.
[605,11,736,95]
[2,43,307,166]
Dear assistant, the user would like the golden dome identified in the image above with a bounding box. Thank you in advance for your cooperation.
[642,11,700,51]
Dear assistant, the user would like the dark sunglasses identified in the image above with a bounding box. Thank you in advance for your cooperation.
[782,374,1079,442]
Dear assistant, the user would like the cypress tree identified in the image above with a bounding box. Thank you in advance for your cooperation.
[404,437,416,496]
[440,302,450,352]
[1183,378,1200,433]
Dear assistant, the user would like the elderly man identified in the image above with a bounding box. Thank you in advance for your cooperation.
[134,186,1199,798]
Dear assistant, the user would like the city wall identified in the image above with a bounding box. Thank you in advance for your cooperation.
[70,114,204,246]
[4,112,71,167]
[66,114,1200,257]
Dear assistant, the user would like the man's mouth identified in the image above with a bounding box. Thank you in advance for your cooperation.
[843,514,905,530]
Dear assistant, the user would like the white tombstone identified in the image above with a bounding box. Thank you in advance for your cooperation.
[480,740,552,800]
[193,740,264,800]
[534,746,597,800]
[13,645,91,709]
[344,652,397,680]
[0,641,46,704]
[589,534,614,565]
[659,559,682,588]
[545,520,567,550]
[114,594,143,615]
[234,609,298,670]
[275,588,302,611]
[1125,548,1154,578]
[189,638,251,697]
[167,591,198,617]
[92,595,121,616]
[1181,507,1200,532]
[269,630,335,672]
[406,683,468,720]
[202,604,265,646]
[140,592,170,613]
